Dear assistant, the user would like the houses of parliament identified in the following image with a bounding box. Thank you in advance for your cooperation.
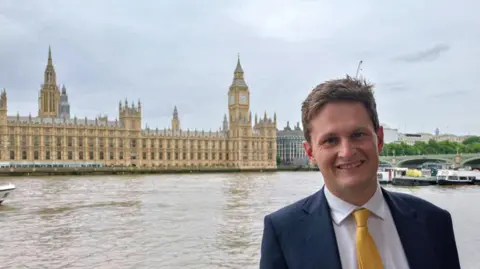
[0,47,277,169]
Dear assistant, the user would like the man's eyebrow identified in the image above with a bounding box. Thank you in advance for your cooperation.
[316,127,370,139]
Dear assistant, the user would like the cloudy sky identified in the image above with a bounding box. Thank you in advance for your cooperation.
[0,0,479,135]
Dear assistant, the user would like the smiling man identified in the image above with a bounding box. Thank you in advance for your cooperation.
[259,76,461,269]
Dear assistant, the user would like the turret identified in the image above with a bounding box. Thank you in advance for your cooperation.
[119,98,142,130]
[0,89,7,160]
[58,84,70,119]
[222,113,229,132]
[294,122,301,131]
[0,88,7,111]
[284,121,292,131]
[254,111,277,137]
[171,106,180,131]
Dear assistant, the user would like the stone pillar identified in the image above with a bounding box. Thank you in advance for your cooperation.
[454,154,461,168]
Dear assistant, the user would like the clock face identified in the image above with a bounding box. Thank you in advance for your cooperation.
[239,94,248,104]
[229,95,235,105]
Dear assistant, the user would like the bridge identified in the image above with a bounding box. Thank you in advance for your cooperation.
[380,153,480,168]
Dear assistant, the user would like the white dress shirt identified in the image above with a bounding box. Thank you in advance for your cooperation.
[324,183,410,269]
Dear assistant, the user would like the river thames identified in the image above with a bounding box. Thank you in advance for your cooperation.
[0,172,478,269]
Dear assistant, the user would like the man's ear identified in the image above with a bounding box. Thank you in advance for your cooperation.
[303,141,316,163]
[377,125,384,153]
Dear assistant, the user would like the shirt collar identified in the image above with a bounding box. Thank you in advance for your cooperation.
[324,182,386,225]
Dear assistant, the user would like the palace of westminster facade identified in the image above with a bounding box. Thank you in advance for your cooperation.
[0,47,277,169]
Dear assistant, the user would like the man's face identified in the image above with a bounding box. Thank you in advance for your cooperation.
[303,101,383,194]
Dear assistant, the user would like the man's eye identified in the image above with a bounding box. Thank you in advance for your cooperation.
[324,137,338,144]
[352,132,365,138]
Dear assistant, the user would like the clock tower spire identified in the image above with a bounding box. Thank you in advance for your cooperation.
[228,54,250,130]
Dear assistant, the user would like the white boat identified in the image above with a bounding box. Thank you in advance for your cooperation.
[0,183,15,204]
[436,169,477,185]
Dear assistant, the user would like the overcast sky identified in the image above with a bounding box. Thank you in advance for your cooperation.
[1,0,479,135]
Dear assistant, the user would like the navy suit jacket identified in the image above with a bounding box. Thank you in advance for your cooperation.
[259,187,461,269]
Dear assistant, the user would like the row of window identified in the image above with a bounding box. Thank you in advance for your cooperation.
[5,150,275,161]
[5,135,274,149]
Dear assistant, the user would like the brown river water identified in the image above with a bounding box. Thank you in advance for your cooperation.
[0,172,479,269]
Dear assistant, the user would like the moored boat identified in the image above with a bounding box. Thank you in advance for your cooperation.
[0,183,15,205]
[377,167,410,185]
[391,168,437,186]
[436,169,477,185]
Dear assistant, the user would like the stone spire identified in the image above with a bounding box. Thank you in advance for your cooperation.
[48,46,52,65]
[223,113,228,131]
[39,45,60,118]
[44,45,57,86]
[0,88,7,110]
[235,53,244,73]
[171,106,180,131]
[173,105,179,120]
[58,84,70,119]
[230,53,247,88]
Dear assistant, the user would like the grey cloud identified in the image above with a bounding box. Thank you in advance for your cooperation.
[429,90,471,99]
[393,43,451,63]
[378,82,410,93]
[0,0,479,135]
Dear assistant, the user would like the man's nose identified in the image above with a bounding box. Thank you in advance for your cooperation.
[338,139,356,158]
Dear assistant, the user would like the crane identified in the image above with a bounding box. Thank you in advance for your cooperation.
[355,60,363,78]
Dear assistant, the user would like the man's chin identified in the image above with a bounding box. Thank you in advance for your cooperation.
[337,175,374,189]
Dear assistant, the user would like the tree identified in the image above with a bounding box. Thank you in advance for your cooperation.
[463,136,480,145]
[276,155,282,165]
[380,136,480,156]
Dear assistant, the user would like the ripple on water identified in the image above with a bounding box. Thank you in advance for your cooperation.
[0,172,479,268]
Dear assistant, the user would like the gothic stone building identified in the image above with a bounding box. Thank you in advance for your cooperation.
[0,47,277,169]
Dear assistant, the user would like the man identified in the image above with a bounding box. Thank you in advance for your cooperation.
[259,76,461,269]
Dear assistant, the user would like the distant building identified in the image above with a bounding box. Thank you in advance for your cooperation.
[380,123,472,145]
[398,132,472,145]
[276,121,309,166]
[382,123,399,144]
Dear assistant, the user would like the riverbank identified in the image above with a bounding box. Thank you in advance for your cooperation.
[0,166,319,177]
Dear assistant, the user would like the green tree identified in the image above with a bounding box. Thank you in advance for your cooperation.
[380,136,480,156]
[463,136,480,145]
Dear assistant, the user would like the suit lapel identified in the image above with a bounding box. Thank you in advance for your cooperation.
[300,187,342,269]
[382,189,439,269]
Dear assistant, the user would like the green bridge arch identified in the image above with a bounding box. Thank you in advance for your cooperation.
[461,156,480,166]
[396,157,451,167]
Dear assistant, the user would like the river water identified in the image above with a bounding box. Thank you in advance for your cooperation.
[0,172,478,269]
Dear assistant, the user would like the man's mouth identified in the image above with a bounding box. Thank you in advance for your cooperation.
[336,160,365,170]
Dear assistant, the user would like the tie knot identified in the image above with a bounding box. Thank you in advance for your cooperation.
[353,208,370,227]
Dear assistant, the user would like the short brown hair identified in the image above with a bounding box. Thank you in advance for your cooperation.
[301,75,379,143]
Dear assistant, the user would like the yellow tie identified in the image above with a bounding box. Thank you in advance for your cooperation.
[353,208,383,269]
